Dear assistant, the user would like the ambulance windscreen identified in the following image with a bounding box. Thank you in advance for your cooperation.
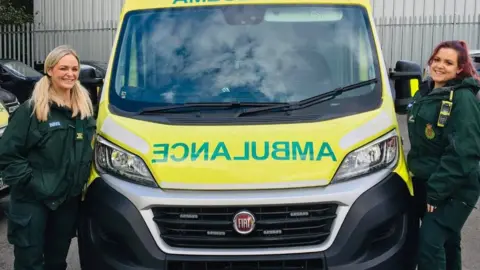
[109,4,381,118]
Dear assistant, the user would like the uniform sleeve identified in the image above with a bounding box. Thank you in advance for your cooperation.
[426,90,480,205]
[0,105,34,186]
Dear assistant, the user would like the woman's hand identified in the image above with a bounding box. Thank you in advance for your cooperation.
[427,204,437,212]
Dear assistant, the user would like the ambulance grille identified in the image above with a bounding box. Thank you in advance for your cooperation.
[152,203,338,249]
[166,258,326,270]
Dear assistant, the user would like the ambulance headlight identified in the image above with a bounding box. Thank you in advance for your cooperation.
[94,135,158,188]
[332,130,399,183]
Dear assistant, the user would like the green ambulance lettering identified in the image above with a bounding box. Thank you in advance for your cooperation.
[152,141,336,163]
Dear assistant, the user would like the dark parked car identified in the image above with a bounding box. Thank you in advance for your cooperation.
[0,59,43,103]
[80,60,108,78]
[471,50,480,72]
[0,87,20,114]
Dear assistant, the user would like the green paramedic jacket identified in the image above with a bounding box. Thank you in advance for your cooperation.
[407,76,480,207]
[0,101,96,210]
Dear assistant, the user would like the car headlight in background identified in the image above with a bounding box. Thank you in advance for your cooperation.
[95,135,158,188]
[8,99,20,113]
[0,125,6,137]
[0,101,6,112]
[332,130,399,183]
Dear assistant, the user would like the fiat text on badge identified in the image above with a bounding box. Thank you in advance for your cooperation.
[233,210,256,235]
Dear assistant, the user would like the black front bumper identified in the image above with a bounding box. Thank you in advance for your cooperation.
[78,173,418,270]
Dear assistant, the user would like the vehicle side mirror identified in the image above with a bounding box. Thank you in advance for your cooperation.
[389,60,422,115]
[79,67,97,80]
[80,67,104,85]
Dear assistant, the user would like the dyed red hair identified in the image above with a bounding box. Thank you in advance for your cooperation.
[427,40,480,83]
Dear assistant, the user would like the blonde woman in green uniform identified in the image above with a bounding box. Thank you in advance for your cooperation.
[0,45,96,270]
[407,40,480,270]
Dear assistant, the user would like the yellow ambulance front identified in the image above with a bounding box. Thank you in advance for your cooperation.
[0,103,7,137]
[78,0,424,269]
[0,102,9,192]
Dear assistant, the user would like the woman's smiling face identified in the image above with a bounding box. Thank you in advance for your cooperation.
[429,47,462,87]
[47,54,80,92]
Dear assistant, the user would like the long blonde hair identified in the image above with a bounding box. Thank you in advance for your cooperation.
[28,45,93,122]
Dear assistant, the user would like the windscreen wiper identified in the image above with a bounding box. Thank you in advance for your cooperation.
[236,78,378,117]
[137,102,288,115]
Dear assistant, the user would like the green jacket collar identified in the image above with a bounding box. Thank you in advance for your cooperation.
[50,102,75,119]
[428,76,480,96]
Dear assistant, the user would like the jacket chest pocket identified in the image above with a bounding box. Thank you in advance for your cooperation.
[35,122,73,166]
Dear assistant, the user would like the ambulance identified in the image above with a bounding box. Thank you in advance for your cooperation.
[78,0,424,269]
[0,101,9,192]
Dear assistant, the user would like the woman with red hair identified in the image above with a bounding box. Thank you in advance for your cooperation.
[407,40,480,270]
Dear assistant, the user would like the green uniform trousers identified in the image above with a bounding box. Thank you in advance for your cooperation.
[417,197,474,270]
[6,196,80,270]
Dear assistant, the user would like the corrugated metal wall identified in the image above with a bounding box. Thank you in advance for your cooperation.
[11,0,480,67]
[30,0,124,64]
[370,0,480,67]
[371,0,480,17]
[33,0,125,28]
[32,0,480,27]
